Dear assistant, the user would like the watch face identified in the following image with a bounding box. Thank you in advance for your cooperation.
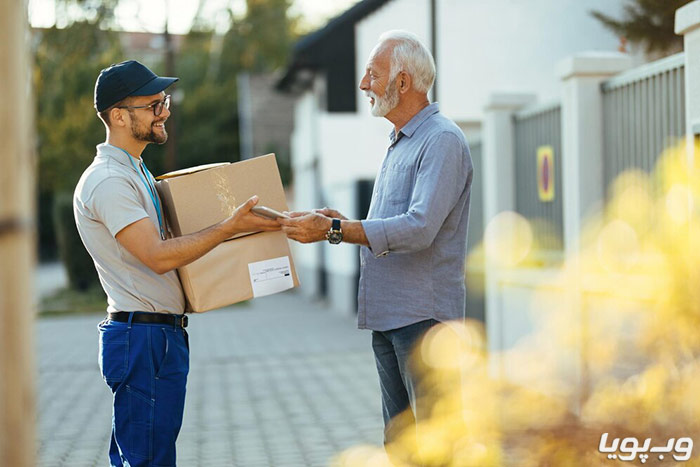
[328,231,343,244]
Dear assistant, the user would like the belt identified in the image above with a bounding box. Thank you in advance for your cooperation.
[108,311,188,328]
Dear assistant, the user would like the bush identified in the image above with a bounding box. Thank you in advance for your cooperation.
[53,192,99,291]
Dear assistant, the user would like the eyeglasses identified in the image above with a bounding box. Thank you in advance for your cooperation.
[117,94,171,116]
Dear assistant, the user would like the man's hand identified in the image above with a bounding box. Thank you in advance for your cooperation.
[285,210,310,218]
[278,212,332,243]
[222,195,282,236]
[313,207,347,220]
[280,207,370,247]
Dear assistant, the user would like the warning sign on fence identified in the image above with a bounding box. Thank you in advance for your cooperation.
[537,145,555,202]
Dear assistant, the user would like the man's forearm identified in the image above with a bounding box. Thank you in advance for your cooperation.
[152,222,232,273]
[340,220,369,247]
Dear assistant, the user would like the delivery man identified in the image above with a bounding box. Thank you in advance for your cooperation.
[73,60,279,467]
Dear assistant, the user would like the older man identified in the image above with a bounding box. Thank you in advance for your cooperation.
[280,30,473,447]
[74,60,279,467]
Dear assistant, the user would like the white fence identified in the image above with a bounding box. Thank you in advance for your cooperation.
[601,53,686,198]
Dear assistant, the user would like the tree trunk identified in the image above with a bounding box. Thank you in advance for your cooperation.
[0,1,37,465]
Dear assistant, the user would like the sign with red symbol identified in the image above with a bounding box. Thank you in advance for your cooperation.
[537,145,554,202]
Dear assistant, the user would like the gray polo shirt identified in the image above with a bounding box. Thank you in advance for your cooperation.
[358,103,473,331]
[73,143,185,314]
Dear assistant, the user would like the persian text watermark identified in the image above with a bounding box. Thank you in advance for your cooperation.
[599,433,693,463]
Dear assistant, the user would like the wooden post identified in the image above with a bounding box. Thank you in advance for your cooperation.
[0,1,37,466]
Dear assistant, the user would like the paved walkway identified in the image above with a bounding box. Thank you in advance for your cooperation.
[36,292,385,467]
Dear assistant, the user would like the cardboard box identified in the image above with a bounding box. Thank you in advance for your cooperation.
[155,154,299,312]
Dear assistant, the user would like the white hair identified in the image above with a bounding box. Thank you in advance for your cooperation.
[378,30,436,94]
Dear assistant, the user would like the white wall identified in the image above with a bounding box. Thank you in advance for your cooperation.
[290,91,318,173]
[317,113,389,184]
[289,90,321,295]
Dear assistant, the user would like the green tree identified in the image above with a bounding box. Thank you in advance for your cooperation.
[226,0,298,73]
[591,0,693,56]
[33,18,123,260]
[34,23,122,194]
[168,30,240,169]
[172,0,298,169]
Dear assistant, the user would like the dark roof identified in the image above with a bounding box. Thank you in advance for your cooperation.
[277,0,392,92]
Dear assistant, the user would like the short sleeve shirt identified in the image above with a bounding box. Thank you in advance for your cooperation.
[73,143,185,314]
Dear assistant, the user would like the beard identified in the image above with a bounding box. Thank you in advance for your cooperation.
[129,111,168,144]
[366,76,400,117]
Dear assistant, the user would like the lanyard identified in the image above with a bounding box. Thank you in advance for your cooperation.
[111,145,166,240]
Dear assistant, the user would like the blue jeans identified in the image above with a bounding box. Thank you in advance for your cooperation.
[98,315,190,467]
[372,319,439,445]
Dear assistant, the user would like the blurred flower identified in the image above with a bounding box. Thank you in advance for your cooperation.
[484,211,533,268]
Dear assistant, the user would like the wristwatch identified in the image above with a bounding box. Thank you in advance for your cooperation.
[326,218,343,244]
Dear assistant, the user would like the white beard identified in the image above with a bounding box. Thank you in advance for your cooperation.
[366,77,399,117]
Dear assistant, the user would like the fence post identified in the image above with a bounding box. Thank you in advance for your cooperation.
[557,53,632,258]
[482,93,535,363]
[557,53,631,407]
[0,0,37,465]
[676,0,700,159]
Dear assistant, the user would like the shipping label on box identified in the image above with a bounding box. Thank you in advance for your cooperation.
[155,154,299,312]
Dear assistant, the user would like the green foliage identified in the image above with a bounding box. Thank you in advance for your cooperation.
[169,0,299,170]
[33,20,123,260]
[225,0,298,73]
[52,192,99,291]
[34,22,123,193]
[177,80,240,166]
[171,30,240,168]
[264,142,292,186]
[591,0,693,56]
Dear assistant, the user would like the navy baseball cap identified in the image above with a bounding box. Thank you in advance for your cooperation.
[94,60,178,112]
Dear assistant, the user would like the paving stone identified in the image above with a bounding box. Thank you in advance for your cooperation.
[36,292,386,466]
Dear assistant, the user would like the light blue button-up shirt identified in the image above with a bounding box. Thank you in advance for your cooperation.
[358,103,473,331]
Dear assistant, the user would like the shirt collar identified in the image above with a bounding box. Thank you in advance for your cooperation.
[389,102,440,141]
[96,143,142,172]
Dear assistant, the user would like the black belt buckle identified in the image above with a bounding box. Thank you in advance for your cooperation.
[180,315,188,329]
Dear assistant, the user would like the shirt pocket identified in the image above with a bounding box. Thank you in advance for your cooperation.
[384,162,415,205]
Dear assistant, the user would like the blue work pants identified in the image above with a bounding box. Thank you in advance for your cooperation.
[98,315,189,467]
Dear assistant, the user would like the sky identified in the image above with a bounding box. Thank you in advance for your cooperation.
[28,0,360,34]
